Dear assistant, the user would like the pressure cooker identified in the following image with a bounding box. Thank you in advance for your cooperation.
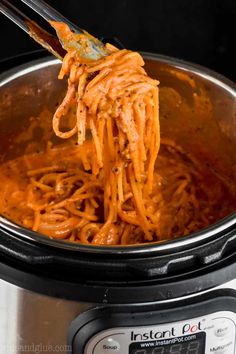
[0,53,235,354]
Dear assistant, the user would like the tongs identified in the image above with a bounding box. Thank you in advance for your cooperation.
[0,0,109,60]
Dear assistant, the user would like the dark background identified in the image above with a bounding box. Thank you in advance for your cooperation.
[1,0,236,81]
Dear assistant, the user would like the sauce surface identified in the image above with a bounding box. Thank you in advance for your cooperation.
[0,141,235,244]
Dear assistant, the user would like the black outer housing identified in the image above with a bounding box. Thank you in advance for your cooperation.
[0,229,235,303]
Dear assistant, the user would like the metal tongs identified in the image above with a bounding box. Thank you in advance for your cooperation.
[0,0,109,60]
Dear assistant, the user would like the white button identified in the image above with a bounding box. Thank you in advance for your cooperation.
[213,319,231,338]
[94,337,121,353]
[209,341,233,354]
[214,326,230,337]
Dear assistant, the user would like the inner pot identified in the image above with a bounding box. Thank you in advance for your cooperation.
[0,53,236,255]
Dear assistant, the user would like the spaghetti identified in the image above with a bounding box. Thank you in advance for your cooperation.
[50,22,160,244]
[0,141,235,244]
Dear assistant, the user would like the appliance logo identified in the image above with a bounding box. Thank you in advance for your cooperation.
[131,322,202,341]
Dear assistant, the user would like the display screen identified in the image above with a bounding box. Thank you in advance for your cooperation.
[129,332,206,354]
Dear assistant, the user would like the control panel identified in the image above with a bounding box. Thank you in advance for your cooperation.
[84,311,236,354]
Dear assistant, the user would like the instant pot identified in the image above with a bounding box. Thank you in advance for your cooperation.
[0,53,235,354]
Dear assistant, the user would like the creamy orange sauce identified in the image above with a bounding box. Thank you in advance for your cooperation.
[0,141,235,244]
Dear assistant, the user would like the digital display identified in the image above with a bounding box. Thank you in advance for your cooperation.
[129,332,205,354]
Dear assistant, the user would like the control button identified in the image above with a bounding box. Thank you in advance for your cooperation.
[209,341,233,354]
[214,326,230,338]
[94,337,121,353]
[213,319,231,338]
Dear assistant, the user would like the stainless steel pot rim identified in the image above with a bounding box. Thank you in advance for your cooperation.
[0,54,236,255]
[0,213,236,255]
[1,53,235,91]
